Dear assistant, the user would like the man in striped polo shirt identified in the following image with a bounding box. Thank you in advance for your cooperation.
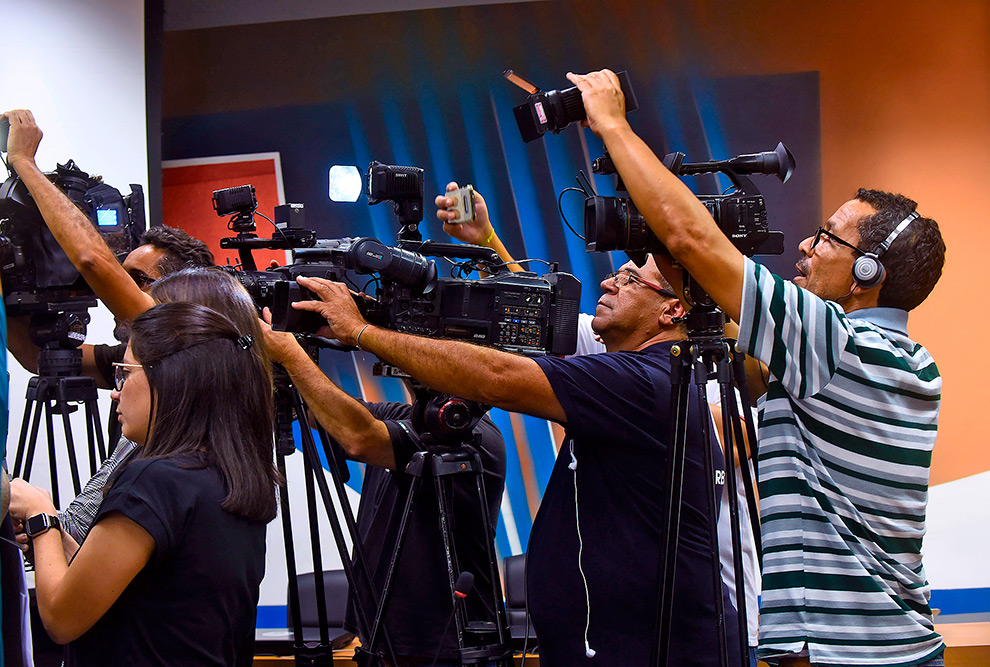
[570,69,947,666]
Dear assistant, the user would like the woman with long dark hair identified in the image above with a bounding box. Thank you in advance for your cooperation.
[15,300,278,666]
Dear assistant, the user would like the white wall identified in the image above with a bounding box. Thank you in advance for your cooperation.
[1,0,147,501]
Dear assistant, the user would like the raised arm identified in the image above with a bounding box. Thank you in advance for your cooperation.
[3,110,154,322]
[435,181,523,273]
[291,276,566,423]
[564,72,747,322]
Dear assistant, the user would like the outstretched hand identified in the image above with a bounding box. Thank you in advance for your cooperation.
[564,70,627,138]
[1,109,43,167]
[435,181,494,246]
[293,276,369,346]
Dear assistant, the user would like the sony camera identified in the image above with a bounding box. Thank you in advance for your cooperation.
[0,160,145,318]
[581,143,794,257]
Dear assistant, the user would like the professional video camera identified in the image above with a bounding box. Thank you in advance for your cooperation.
[269,237,581,358]
[504,69,639,143]
[221,162,581,357]
[0,159,145,335]
[579,143,794,258]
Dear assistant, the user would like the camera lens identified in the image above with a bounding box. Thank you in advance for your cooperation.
[584,195,648,252]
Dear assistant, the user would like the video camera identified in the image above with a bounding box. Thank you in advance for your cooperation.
[580,143,794,257]
[218,162,581,358]
[0,159,145,326]
[503,67,792,259]
[504,69,639,143]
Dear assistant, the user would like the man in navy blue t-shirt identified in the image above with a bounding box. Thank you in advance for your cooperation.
[292,254,737,666]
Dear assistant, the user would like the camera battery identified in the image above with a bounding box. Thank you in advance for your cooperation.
[445,185,476,224]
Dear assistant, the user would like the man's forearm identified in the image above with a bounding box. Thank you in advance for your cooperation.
[10,158,153,321]
[7,316,40,373]
[356,325,563,422]
[278,344,395,468]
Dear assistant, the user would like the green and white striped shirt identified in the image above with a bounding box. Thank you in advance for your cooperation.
[738,258,943,667]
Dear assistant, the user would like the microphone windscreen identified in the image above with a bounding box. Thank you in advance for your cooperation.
[454,571,475,598]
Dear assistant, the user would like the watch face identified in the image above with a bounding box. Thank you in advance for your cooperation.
[25,513,52,538]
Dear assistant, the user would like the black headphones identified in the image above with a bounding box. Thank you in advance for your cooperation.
[852,211,920,290]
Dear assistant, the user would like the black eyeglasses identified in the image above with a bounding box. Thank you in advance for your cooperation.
[112,362,144,391]
[604,271,678,299]
[811,227,868,256]
[128,271,157,290]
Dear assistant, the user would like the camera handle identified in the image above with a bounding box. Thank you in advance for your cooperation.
[650,275,761,667]
[396,241,505,274]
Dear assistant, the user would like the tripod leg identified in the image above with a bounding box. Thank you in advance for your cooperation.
[301,447,332,652]
[313,423,383,639]
[44,400,60,508]
[729,352,762,569]
[717,377,753,667]
[273,382,397,665]
[276,453,307,653]
[291,403,397,665]
[471,459,513,666]
[56,383,83,496]
[20,380,48,481]
[83,397,106,474]
[363,468,424,663]
[652,349,693,667]
[694,367,727,667]
[433,471,467,651]
[12,389,37,478]
[85,402,97,477]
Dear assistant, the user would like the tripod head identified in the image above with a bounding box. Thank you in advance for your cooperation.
[679,269,728,341]
[408,381,488,449]
[25,302,97,379]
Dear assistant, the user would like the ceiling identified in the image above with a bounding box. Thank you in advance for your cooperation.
[163,0,542,31]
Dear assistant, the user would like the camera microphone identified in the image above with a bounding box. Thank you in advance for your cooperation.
[431,571,476,667]
[455,571,475,598]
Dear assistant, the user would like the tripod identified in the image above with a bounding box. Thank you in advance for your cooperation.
[355,385,512,667]
[11,309,107,508]
[650,278,762,667]
[272,362,398,666]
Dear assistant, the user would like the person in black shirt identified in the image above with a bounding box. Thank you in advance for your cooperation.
[261,319,507,665]
[9,275,279,666]
[286,254,739,666]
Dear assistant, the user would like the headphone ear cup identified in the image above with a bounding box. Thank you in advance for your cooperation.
[853,254,885,289]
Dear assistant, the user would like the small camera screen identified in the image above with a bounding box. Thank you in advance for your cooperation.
[96,208,119,227]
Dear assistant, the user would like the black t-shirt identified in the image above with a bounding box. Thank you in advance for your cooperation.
[64,455,268,667]
[531,341,739,667]
[92,342,125,450]
[344,401,507,661]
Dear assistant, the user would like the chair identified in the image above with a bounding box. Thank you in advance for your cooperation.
[503,554,537,644]
[286,569,352,644]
